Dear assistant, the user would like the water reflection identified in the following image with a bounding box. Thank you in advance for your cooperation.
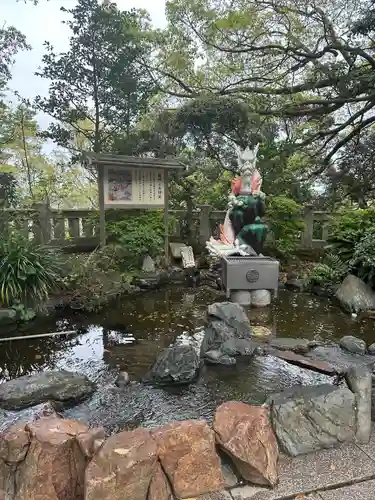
[0,287,373,432]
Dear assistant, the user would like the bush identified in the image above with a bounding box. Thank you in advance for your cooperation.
[0,233,64,308]
[306,253,348,288]
[327,208,375,262]
[106,210,171,270]
[349,230,375,287]
[265,195,305,256]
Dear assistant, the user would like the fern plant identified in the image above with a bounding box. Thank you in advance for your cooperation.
[349,231,375,287]
[306,253,348,287]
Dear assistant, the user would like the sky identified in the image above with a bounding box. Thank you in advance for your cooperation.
[3,0,167,132]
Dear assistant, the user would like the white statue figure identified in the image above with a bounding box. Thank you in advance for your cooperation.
[206,143,262,257]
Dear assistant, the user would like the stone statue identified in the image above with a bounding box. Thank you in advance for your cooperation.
[208,143,267,256]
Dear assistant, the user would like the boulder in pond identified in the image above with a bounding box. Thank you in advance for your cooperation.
[306,345,375,374]
[205,350,237,366]
[0,370,96,410]
[207,302,252,336]
[221,338,258,357]
[339,335,367,355]
[85,427,157,500]
[213,402,278,487]
[269,384,356,456]
[368,343,375,355]
[269,337,313,354]
[144,345,200,386]
[336,274,375,314]
[152,420,223,498]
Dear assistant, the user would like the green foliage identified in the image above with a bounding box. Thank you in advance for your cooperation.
[106,210,169,269]
[306,253,348,288]
[327,209,375,262]
[349,230,375,287]
[0,233,63,308]
[265,195,305,256]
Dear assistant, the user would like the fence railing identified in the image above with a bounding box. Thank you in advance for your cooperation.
[0,203,331,251]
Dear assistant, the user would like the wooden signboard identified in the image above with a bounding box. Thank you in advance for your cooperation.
[86,154,184,262]
[103,166,165,209]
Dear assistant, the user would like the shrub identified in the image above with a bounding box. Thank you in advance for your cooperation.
[265,195,305,256]
[106,209,171,270]
[349,230,375,287]
[0,233,64,308]
[306,253,348,287]
[327,208,375,262]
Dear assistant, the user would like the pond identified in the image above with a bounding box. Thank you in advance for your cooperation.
[0,287,374,434]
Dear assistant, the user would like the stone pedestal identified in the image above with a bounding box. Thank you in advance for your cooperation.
[251,290,271,307]
[230,290,251,306]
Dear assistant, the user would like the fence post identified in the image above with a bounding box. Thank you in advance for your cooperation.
[198,204,212,246]
[301,205,314,248]
[33,202,52,244]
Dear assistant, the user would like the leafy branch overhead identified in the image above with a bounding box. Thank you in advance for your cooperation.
[153,0,375,168]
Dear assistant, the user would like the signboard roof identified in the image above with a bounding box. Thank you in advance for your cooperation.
[85,153,185,170]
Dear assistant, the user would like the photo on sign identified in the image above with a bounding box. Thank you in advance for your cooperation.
[107,169,132,201]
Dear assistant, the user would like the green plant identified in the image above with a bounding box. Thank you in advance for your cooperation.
[265,195,305,256]
[327,208,375,262]
[306,253,348,287]
[0,233,64,308]
[106,210,172,270]
[349,230,375,287]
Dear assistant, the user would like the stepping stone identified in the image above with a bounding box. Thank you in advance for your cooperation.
[320,479,375,499]
[267,349,337,375]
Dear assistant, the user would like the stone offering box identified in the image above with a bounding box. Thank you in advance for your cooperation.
[221,255,279,298]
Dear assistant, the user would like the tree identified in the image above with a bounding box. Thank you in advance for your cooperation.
[153,0,375,172]
[35,0,156,159]
[0,25,29,94]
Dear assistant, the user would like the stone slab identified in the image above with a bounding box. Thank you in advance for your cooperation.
[320,480,375,499]
[231,443,375,499]
[268,349,337,375]
[306,346,375,374]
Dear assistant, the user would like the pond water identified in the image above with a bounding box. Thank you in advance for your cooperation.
[0,287,374,434]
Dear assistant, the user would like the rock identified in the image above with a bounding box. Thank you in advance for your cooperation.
[205,350,236,366]
[142,255,156,273]
[284,279,304,292]
[252,326,272,338]
[201,321,240,356]
[339,335,367,355]
[336,274,375,313]
[267,350,337,375]
[7,417,92,500]
[269,384,356,456]
[221,338,258,357]
[115,371,130,387]
[345,366,372,444]
[251,290,272,307]
[219,452,240,488]
[213,402,278,487]
[0,371,96,410]
[85,427,157,500]
[33,400,63,419]
[0,309,17,324]
[269,338,313,354]
[368,343,375,355]
[152,420,223,498]
[207,302,251,336]
[144,345,200,386]
[0,422,30,465]
[306,345,375,374]
[147,462,172,500]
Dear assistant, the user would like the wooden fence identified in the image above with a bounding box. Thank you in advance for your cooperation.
[0,203,331,251]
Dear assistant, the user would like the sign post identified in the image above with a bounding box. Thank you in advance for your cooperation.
[87,154,184,261]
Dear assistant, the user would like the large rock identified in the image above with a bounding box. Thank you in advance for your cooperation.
[144,345,200,386]
[201,303,253,360]
[207,302,252,335]
[0,371,96,410]
[152,420,223,498]
[306,345,375,374]
[221,338,258,357]
[346,366,372,444]
[147,462,172,500]
[0,417,102,500]
[85,427,157,500]
[336,274,375,313]
[213,402,278,487]
[269,384,357,456]
[339,335,367,355]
